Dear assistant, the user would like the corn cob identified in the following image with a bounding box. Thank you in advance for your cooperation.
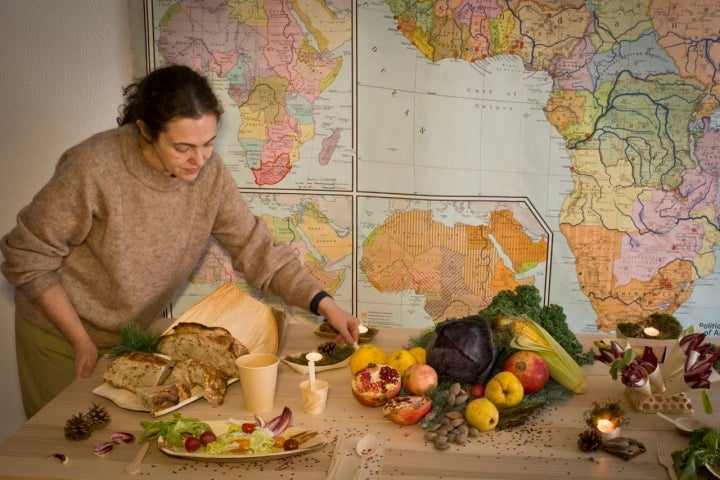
[496,314,587,393]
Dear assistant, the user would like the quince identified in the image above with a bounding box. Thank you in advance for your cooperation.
[386,349,418,376]
[484,371,524,409]
[349,344,388,375]
[464,398,499,432]
[409,346,427,364]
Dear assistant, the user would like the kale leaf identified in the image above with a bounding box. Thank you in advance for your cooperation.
[478,285,595,366]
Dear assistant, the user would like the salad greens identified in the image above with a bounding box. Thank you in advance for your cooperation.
[205,422,277,454]
[139,414,212,447]
[672,427,720,480]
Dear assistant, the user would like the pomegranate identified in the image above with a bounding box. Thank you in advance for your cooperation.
[503,350,550,394]
[351,363,402,407]
[383,395,432,425]
[402,363,438,395]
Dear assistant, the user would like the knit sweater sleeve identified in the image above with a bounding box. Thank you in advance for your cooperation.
[210,167,322,310]
[1,147,99,300]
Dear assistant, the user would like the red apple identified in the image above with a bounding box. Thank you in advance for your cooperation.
[468,383,485,398]
[503,351,550,394]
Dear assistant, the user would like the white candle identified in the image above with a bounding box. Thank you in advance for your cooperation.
[305,351,322,389]
[644,327,660,338]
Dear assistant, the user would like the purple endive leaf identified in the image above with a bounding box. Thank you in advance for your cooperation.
[110,432,135,443]
[93,441,118,456]
[621,362,648,388]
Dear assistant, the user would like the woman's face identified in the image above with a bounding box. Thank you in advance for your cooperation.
[145,114,218,182]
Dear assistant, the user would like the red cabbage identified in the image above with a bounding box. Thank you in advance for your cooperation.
[426,317,498,384]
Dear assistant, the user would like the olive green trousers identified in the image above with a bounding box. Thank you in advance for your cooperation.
[15,317,76,418]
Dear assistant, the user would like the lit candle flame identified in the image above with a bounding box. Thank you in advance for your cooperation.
[595,418,616,434]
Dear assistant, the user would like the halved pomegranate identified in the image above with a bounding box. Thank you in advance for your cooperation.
[382,395,432,425]
[351,363,402,407]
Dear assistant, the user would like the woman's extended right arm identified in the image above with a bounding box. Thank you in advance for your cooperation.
[34,284,99,378]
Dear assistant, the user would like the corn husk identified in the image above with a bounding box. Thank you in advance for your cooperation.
[498,314,587,393]
[164,282,284,354]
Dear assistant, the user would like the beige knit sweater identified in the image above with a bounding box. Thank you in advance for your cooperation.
[1,124,321,347]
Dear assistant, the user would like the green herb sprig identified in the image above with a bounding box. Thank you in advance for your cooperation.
[108,322,162,358]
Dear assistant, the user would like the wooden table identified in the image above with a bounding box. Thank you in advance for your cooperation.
[0,324,717,479]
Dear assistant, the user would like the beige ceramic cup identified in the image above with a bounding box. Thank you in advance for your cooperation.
[299,379,329,415]
[235,353,279,413]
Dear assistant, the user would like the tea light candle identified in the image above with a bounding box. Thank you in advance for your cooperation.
[353,325,369,350]
[305,351,322,389]
[595,418,615,433]
[595,418,619,440]
[643,326,660,338]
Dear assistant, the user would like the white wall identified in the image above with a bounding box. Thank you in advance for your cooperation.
[0,0,146,442]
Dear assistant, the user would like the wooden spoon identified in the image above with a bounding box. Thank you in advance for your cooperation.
[352,434,379,479]
[126,442,150,475]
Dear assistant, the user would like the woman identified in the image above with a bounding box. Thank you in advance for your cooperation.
[1,65,359,417]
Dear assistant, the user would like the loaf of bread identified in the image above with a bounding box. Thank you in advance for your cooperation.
[157,322,248,378]
[135,382,193,414]
[103,351,174,393]
[166,358,228,407]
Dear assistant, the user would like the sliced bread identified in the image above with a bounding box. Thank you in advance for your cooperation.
[103,351,174,393]
[157,322,248,378]
[166,358,228,407]
[135,382,194,414]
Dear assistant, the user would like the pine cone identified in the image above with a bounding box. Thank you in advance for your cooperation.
[317,341,336,357]
[85,403,111,431]
[577,429,603,452]
[64,412,93,440]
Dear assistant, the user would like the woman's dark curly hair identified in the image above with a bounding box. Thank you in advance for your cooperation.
[117,65,223,140]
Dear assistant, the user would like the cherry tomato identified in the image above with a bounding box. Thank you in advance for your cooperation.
[274,436,287,448]
[241,422,257,434]
[283,438,299,451]
[229,438,251,453]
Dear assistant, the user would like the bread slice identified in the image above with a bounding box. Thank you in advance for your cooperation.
[103,351,174,393]
[135,383,193,414]
[157,322,248,378]
[166,358,228,407]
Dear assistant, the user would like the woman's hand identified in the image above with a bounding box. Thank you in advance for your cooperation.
[317,296,360,344]
[72,337,99,378]
[35,284,100,377]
